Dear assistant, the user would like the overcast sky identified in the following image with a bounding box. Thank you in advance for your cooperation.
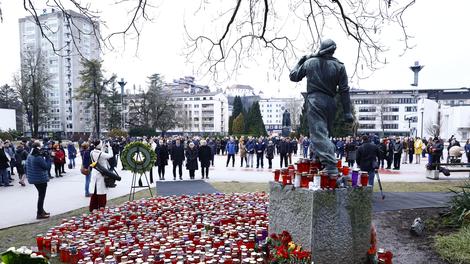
[1,0,469,98]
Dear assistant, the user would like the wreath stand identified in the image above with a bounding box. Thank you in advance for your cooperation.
[128,148,153,201]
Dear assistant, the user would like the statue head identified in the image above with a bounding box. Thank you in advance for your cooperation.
[318,39,336,55]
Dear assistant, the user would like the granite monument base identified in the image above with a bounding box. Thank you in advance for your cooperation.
[268,182,373,264]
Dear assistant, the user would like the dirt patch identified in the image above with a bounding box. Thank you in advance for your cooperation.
[373,207,456,264]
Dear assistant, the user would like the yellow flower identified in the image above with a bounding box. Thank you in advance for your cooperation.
[288,241,296,251]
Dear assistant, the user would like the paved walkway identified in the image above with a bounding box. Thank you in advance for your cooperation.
[372,192,453,212]
[1,154,467,229]
[156,180,218,196]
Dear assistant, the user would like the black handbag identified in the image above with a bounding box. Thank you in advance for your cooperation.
[91,152,121,187]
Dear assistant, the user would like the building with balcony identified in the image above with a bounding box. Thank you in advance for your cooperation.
[170,92,229,134]
[351,88,470,137]
[19,9,100,136]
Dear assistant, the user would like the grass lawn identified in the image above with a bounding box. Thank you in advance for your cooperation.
[210,180,468,194]
[435,226,470,264]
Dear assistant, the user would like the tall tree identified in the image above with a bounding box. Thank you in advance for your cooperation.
[75,59,115,138]
[299,97,309,136]
[245,102,267,136]
[103,81,122,130]
[0,84,24,132]
[147,74,177,133]
[127,74,177,134]
[331,96,356,138]
[229,96,244,134]
[232,113,245,135]
[14,48,52,137]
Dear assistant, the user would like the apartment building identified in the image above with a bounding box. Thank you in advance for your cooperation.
[19,9,100,136]
[258,97,303,134]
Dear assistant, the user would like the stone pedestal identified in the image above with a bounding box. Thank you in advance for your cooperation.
[268,182,373,264]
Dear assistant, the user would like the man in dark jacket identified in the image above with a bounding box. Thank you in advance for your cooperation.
[170,138,185,180]
[0,140,12,187]
[279,138,289,168]
[26,141,52,219]
[155,140,169,180]
[207,139,216,166]
[289,39,353,179]
[393,137,403,170]
[356,135,380,186]
[430,137,444,169]
[198,140,212,179]
[255,138,266,169]
[385,137,394,169]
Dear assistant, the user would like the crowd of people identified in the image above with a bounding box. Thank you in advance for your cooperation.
[0,133,469,220]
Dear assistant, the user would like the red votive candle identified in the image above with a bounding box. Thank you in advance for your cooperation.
[320,172,329,189]
[360,171,369,187]
[36,234,44,251]
[274,169,280,182]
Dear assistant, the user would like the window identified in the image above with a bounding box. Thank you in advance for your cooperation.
[358,115,376,121]
[382,115,399,121]
[358,107,376,112]
[382,106,399,112]
[405,106,417,112]
[382,124,398,129]
[359,124,375,129]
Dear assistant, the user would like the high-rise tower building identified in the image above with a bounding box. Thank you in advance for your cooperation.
[19,9,100,136]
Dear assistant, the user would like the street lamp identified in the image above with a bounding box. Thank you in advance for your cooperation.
[117,78,127,130]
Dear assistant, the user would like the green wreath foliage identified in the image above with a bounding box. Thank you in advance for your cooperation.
[120,141,156,174]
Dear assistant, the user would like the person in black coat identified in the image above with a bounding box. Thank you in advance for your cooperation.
[155,140,169,180]
[15,143,29,186]
[198,140,212,179]
[266,141,275,169]
[393,137,403,170]
[170,138,185,180]
[279,138,289,168]
[0,140,12,187]
[356,135,380,186]
[385,137,395,169]
[255,138,266,168]
[185,142,198,179]
[207,139,216,166]
[378,139,387,169]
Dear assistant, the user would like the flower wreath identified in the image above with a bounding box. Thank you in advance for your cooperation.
[120,141,156,174]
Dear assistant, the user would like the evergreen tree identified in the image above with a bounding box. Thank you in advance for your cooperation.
[104,81,121,130]
[229,96,244,134]
[299,97,309,136]
[75,59,116,138]
[232,113,245,135]
[331,96,356,137]
[300,96,356,138]
[245,102,267,136]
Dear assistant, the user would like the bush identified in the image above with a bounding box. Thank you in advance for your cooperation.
[435,225,470,264]
[108,128,128,138]
[448,180,470,227]
[0,131,13,141]
[128,126,157,137]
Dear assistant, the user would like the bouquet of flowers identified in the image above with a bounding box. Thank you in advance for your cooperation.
[263,231,312,264]
[1,247,49,264]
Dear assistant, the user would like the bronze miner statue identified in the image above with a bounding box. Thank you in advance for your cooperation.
[289,39,353,178]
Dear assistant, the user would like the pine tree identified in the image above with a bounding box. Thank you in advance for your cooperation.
[229,96,244,134]
[104,81,121,130]
[300,96,356,138]
[299,97,309,136]
[331,96,356,137]
[245,102,267,136]
[232,113,245,135]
